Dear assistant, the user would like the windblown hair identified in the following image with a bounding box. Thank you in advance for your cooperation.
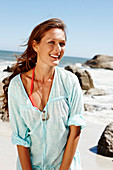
[2,18,67,119]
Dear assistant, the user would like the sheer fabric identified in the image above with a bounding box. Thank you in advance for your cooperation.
[8,67,86,170]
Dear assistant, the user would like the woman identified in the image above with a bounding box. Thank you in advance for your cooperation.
[7,18,85,170]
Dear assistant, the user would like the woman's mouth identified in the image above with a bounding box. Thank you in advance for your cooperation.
[49,54,60,59]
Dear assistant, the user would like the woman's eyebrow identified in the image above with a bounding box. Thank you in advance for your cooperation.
[47,38,66,41]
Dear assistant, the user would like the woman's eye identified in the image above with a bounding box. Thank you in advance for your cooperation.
[59,42,65,47]
[49,41,54,44]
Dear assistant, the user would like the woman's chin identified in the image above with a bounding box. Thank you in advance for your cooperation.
[51,60,60,66]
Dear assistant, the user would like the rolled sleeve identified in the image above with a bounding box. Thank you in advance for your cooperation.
[68,114,86,129]
[68,76,86,129]
[8,82,31,147]
[11,133,31,147]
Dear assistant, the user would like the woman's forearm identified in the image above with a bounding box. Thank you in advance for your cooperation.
[59,126,81,170]
[17,145,32,170]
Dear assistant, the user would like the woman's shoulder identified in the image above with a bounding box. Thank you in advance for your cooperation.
[20,69,32,85]
[9,74,20,87]
[9,69,32,87]
[8,74,21,96]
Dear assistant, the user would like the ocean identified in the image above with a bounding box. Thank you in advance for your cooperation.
[0,50,113,126]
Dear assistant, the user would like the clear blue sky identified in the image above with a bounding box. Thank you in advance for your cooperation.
[0,0,113,58]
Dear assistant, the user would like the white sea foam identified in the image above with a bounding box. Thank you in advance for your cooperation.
[82,67,113,125]
[76,63,82,68]
[0,60,15,81]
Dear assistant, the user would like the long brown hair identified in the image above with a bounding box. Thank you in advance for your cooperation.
[2,18,67,119]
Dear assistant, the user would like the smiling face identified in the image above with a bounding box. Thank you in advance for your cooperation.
[33,28,66,67]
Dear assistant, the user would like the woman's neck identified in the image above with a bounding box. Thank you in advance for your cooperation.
[35,63,55,83]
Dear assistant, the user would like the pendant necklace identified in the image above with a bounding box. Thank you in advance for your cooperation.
[35,73,53,121]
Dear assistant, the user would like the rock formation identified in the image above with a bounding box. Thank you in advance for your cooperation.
[97,122,113,157]
[82,54,113,70]
[3,65,14,72]
[65,65,94,90]
[84,87,106,96]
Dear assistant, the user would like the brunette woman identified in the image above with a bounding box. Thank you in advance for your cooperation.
[6,18,85,170]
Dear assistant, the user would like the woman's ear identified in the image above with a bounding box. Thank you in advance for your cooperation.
[32,40,39,52]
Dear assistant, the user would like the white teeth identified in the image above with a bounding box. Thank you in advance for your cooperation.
[50,54,59,58]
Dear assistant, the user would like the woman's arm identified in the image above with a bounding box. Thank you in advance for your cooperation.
[17,145,32,170]
[59,125,81,170]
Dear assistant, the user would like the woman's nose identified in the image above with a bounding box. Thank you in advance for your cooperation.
[54,44,61,53]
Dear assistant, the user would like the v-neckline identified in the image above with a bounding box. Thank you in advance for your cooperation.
[19,67,57,112]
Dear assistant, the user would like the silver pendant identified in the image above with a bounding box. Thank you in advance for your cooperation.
[42,111,49,121]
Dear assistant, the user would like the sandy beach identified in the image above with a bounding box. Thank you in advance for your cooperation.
[0,120,17,170]
[79,120,113,170]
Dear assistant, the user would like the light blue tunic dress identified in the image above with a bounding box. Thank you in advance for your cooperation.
[8,67,85,170]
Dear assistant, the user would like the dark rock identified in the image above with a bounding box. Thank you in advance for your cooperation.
[97,122,113,157]
[3,65,14,72]
[84,104,95,112]
[82,54,113,70]
[65,65,79,73]
[65,64,94,90]
[84,103,107,112]
[84,88,106,96]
